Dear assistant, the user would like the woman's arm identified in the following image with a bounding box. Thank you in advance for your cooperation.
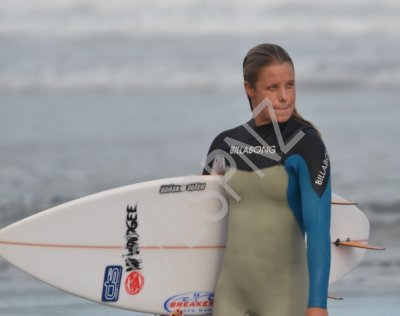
[284,128,331,310]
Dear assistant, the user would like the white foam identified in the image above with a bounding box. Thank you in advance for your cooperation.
[1,0,399,38]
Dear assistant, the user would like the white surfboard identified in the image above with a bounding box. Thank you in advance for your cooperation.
[0,175,370,315]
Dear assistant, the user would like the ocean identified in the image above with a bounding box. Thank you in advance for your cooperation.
[1,0,399,315]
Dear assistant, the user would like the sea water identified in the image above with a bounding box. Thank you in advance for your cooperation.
[1,0,399,315]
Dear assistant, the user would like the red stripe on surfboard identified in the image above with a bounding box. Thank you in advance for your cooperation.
[0,240,225,250]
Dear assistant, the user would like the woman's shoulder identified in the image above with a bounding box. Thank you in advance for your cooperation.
[284,120,330,196]
[285,117,325,147]
[283,117,329,167]
[286,116,319,136]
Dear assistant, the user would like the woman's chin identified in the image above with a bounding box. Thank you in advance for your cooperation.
[272,107,294,123]
[274,113,292,123]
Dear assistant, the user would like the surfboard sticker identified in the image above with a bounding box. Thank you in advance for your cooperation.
[125,271,145,295]
[159,182,207,194]
[102,265,123,302]
[163,291,214,315]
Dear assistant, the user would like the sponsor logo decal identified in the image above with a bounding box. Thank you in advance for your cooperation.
[229,145,276,155]
[164,292,214,315]
[315,151,330,186]
[123,204,144,294]
[125,271,145,295]
[159,182,206,194]
[102,265,123,302]
[124,204,142,272]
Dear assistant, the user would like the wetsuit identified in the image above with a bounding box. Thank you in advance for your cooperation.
[202,116,331,316]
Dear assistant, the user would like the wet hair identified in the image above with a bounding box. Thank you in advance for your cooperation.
[243,43,317,129]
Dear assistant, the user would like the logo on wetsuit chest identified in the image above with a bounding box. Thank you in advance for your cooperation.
[315,151,329,186]
[229,145,276,155]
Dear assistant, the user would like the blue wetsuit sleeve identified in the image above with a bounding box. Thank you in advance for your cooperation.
[284,129,331,308]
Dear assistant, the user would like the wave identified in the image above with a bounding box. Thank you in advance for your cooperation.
[362,259,400,268]
[1,0,399,92]
[0,0,399,39]
[364,200,400,213]
[0,70,399,93]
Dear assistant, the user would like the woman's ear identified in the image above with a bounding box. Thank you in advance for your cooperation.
[244,81,255,110]
[244,81,254,99]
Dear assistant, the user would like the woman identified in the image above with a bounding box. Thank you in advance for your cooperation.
[171,43,331,316]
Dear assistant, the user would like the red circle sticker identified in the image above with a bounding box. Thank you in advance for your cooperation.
[125,271,144,295]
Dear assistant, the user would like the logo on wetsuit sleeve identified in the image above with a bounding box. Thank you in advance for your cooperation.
[315,151,329,186]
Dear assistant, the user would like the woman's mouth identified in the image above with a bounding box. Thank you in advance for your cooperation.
[274,105,290,112]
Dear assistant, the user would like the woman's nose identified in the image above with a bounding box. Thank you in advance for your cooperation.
[278,87,288,102]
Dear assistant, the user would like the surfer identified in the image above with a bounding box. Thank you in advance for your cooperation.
[170,43,331,316]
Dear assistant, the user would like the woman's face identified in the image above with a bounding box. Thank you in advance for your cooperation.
[245,62,296,125]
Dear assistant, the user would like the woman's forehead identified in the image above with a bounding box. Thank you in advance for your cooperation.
[257,63,295,83]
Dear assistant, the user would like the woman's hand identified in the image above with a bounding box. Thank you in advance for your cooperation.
[168,309,183,316]
[306,307,328,316]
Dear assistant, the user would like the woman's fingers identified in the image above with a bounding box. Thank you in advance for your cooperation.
[169,309,183,316]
